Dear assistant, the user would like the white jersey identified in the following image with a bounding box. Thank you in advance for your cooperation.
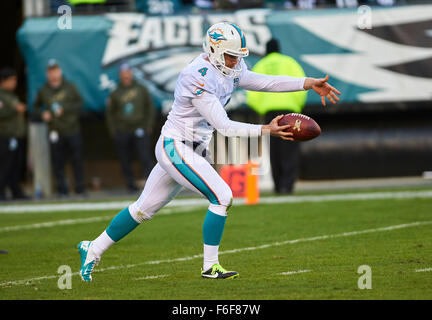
[161,53,306,145]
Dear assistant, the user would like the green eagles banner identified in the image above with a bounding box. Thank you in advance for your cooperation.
[17,5,432,113]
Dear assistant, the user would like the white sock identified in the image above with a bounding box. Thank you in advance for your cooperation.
[203,244,219,271]
[91,231,115,257]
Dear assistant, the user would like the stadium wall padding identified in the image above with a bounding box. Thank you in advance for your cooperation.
[17,5,432,113]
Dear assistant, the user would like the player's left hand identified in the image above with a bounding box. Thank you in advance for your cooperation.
[310,75,341,106]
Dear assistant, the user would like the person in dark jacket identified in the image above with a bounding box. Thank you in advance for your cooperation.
[247,39,307,194]
[33,59,86,197]
[106,62,155,192]
[0,67,28,201]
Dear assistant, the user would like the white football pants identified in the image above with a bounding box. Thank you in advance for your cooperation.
[128,135,233,222]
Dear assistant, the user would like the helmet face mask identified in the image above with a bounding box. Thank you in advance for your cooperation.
[203,22,249,78]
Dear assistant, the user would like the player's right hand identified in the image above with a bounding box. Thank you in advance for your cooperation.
[261,115,294,141]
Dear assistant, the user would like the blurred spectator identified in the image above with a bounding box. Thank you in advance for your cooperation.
[63,0,134,14]
[0,67,29,201]
[51,0,72,11]
[334,0,397,7]
[67,0,107,5]
[136,0,181,14]
[106,62,155,192]
[282,0,314,8]
[335,0,359,7]
[33,59,86,197]
[246,39,307,194]
[194,0,215,9]
[216,0,263,9]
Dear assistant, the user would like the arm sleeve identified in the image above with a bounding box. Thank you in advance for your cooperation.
[0,97,17,119]
[192,93,262,137]
[239,69,306,93]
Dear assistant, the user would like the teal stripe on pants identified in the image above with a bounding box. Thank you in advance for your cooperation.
[163,137,220,205]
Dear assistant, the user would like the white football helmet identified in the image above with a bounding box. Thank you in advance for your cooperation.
[203,22,249,78]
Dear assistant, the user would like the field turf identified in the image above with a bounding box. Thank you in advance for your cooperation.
[1,188,431,301]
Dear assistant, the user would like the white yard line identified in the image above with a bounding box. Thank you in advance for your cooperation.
[0,216,113,233]
[0,206,201,233]
[1,220,431,288]
[415,268,432,273]
[257,190,432,204]
[1,190,431,233]
[279,270,312,276]
[1,190,431,214]
[0,198,208,214]
[134,274,170,280]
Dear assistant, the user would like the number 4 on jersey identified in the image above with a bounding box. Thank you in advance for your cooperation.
[198,67,208,77]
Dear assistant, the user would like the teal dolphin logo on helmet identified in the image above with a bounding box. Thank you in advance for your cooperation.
[209,31,227,43]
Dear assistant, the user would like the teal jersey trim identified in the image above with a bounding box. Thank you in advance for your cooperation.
[203,210,227,246]
[106,207,139,242]
[163,137,220,205]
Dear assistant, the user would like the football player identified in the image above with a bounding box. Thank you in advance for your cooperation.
[77,22,340,281]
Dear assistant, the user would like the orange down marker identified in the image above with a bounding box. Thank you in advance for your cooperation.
[245,161,259,205]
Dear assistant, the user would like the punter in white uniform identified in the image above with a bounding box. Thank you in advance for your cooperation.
[78,22,340,281]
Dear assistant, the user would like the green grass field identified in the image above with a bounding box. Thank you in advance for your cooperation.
[1,188,432,300]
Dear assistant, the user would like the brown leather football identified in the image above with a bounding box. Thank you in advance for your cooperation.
[277,113,321,141]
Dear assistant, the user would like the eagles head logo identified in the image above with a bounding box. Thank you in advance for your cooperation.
[208,28,227,45]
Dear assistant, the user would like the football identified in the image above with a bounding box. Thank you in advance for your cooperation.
[277,113,321,141]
